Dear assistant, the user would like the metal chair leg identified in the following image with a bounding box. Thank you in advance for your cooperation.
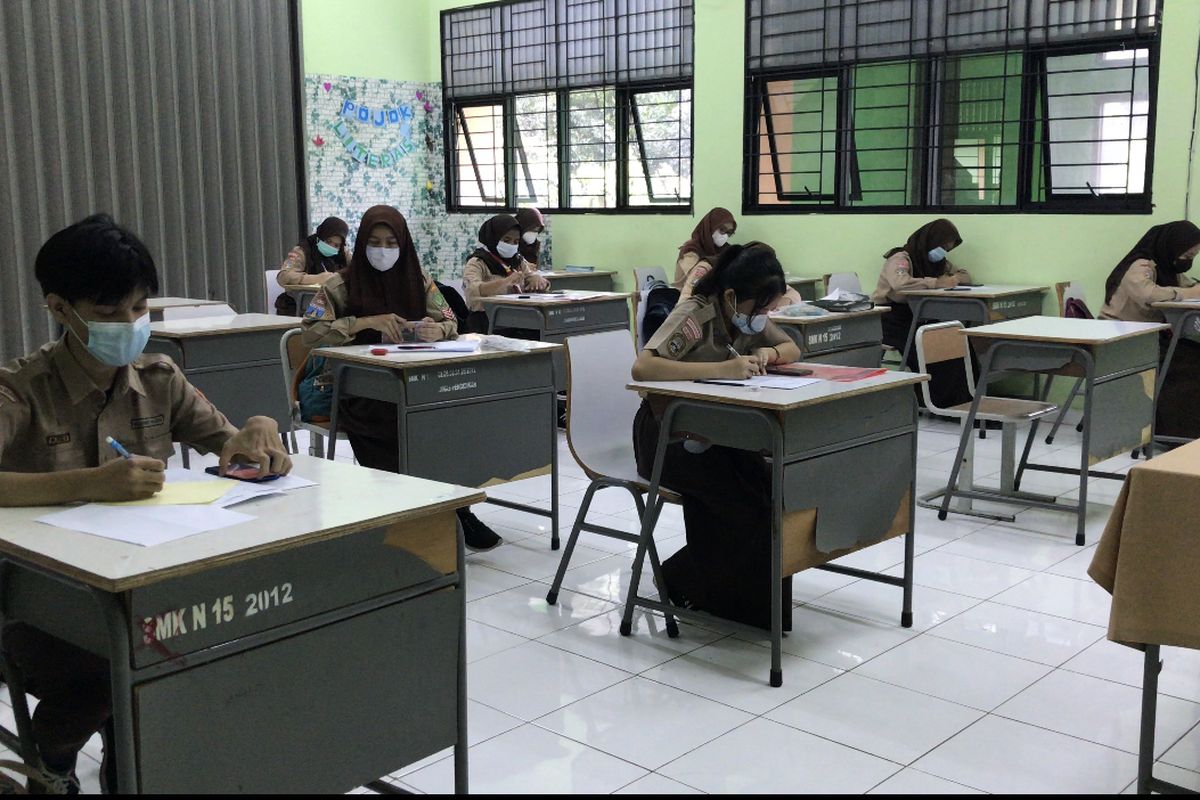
[1043,376,1082,444]
[546,483,599,605]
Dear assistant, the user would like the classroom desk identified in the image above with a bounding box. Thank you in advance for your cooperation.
[542,270,617,292]
[481,291,632,392]
[937,316,1165,545]
[0,455,483,793]
[315,342,564,547]
[898,284,1049,367]
[284,284,323,316]
[624,369,926,687]
[145,313,297,432]
[770,306,888,367]
[1150,300,1200,447]
[785,276,824,301]
[146,297,227,322]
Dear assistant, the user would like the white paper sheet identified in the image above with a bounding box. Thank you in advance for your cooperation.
[213,473,318,507]
[36,504,253,546]
[374,341,481,353]
[699,376,821,389]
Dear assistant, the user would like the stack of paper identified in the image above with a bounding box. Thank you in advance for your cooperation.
[373,340,481,353]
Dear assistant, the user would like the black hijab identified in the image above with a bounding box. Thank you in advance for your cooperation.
[343,206,425,344]
[885,219,962,278]
[303,216,349,274]
[516,208,544,265]
[1104,221,1200,303]
[471,214,522,277]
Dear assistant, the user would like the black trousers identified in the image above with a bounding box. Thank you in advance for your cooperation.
[1158,334,1200,440]
[633,402,791,630]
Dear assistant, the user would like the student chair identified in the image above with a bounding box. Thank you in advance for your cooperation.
[279,327,347,457]
[544,329,679,637]
[159,303,237,321]
[1042,281,1093,446]
[915,321,1059,522]
[265,269,285,315]
[823,271,862,295]
[633,266,668,291]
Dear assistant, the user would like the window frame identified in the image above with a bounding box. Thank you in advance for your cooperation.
[742,38,1160,215]
[446,82,694,215]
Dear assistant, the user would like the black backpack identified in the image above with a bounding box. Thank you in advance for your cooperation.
[435,281,472,335]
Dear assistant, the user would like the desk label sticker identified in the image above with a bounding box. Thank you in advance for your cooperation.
[807,324,844,346]
[141,584,294,645]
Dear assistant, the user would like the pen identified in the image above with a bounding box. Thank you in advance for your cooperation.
[106,435,132,460]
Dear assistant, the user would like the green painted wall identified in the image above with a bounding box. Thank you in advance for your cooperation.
[303,0,1200,310]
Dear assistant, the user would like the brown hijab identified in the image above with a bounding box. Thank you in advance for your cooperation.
[343,205,426,334]
[1104,221,1200,303]
[516,207,544,264]
[679,207,736,261]
[885,219,962,278]
[471,214,523,277]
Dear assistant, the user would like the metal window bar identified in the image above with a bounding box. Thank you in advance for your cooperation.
[453,103,506,207]
[626,87,692,205]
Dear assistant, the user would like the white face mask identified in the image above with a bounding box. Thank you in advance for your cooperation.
[712,231,730,248]
[496,241,520,260]
[522,231,539,245]
[366,246,399,272]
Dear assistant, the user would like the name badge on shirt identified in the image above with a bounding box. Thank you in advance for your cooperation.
[45,432,71,446]
[131,414,165,430]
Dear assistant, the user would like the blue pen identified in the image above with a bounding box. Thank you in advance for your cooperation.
[105,435,133,460]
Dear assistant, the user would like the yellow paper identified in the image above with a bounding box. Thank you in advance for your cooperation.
[104,481,234,507]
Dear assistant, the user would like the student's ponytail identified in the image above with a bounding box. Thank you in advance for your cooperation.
[692,242,786,310]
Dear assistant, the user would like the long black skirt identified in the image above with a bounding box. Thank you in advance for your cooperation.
[881,301,974,409]
[633,401,790,630]
[1158,335,1200,440]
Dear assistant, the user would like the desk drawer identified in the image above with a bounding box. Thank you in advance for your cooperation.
[793,315,882,356]
[129,512,458,668]
[802,344,883,368]
[135,587,460,793]
[147,330,287,369]
[542,300,629,333]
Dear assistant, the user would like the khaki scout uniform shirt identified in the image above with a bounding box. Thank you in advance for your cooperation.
[1100,259,1200,323]
[462,255,538,313]
[673,252,716,299]
[300,272,459,348]
[0,338,237,472]
[644,295,792,362]
[870,251,973,305]
[276,244,338,288]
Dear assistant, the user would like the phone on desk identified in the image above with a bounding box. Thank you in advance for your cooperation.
[204,464,281,482]
[767,365,813,376]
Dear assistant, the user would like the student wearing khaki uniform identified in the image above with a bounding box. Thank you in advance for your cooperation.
[0,214,291,793]
[274,216,350,315]
[674,207,736,300]
[301,205,503,551]
[631,242,801,629]
[460,214,548,333]
[1100,221,1200,440]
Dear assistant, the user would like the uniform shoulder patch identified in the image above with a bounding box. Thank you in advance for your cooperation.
[682,317,702,343]
[305,292,328,319]
[666,332,688,358]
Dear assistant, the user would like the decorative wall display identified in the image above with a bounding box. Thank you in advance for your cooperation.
[304,74,551,282]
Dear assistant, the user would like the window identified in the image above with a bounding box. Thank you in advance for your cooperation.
[442,0,694,213]
[744,0,1160,213]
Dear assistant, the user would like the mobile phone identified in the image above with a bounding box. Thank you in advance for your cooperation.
[204,464,281,482]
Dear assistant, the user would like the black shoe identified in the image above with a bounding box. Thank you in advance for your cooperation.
[459,511,503,552]
[29,766,79,795]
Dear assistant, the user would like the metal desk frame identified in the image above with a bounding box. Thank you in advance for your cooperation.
[1153,305,1200,450]
[620,396,916,688]
[324,358,562,549]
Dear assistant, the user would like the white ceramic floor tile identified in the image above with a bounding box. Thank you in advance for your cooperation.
[1159,720,1200,772]
[469,536,610,582]
[884,550,1034,600]
[789,568,861,605]
[929,601,1106,666]
[766,672,982,765]
[913,715,1137,794]
[465,563,533,602]
[807,579,979,632]
[403,724,647,794]
[467,641,631,721]
[536,676,752,770]
[827,538,909,573]
[996,669,1200,756]
[614,773,704,794]
[550,553,652,605]
[642,636,842,715]
[990,500,1113,545]
[735,604,915,670]
[855,635,1052,711]
[992,571,1113,626]
[660,718,899,794]
[536,609,723,674]
[867,768,984,794]
[1044,543,1101,580]
[467,584,617,640]
[1064,639,1200,703]
[936,525,1085,571]
[466,619,529,663]
[390,700,525,778]
[473,503,556,537]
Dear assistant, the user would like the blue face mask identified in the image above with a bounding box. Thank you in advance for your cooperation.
[316,240,339,258]
[70,307,152,367]
[728,296,769,335]
[928,246,948,263]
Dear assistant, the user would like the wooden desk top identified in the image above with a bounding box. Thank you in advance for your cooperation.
[964,316,1168,344]
[148,296,226,310]
[481,290,632,307]
[1152,300,1200,312]
[315,339,562,370]
[629,367,927,411]
[785,275,823,286]
[769,306,890,326]
[0,456,484,593]
[150,313,300,338]
[902,284,1049,299]
[542,270,617,278]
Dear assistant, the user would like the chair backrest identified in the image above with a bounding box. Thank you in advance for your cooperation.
[265,269,285,315]
[160,303,237,321]
[634,266,668,291]
[565,329,640,478]
[825,271,862,295]
[280,327,309,406]
[915,321,974,412]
